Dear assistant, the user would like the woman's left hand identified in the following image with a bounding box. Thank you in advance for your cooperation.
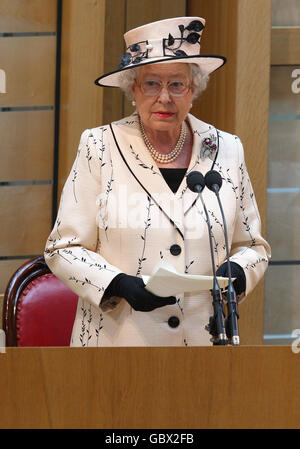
[216,262,246,295]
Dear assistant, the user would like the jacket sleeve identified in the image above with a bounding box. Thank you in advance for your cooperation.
[44,128,123,311]
[228,136,271,302]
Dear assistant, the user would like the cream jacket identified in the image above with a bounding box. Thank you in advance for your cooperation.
[44,113,271,347]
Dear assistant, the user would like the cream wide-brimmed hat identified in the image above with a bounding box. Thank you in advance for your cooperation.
[95,16,226,87]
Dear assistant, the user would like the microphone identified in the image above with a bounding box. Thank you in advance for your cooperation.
[186,171,205,193]
[204,170,240,346]
[186,171,227,346]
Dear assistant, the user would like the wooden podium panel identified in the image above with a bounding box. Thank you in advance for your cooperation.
[0,346,299,429]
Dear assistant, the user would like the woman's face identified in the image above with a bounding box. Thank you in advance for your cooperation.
[131,63,194,133]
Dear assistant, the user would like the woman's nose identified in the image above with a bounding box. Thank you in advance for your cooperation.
[157,86,172,103]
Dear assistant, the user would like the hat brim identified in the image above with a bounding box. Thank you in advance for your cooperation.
[95,54,226,87]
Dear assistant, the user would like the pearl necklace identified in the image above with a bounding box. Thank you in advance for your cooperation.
[139,116,187,164]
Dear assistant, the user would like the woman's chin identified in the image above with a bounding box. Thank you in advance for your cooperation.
[149,115,178,130]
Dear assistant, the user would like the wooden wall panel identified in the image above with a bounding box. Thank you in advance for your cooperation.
[188,0,272,344]
[186,0,238,132]
[221,0,271,346]
[271,27,300,65]
[57,0,106,197]
[0,0,57,33]
[0,259,32,296]
[234,0,271,198]
[102,0,126,125]
[125,0,186,30]
[0,36,56,107]
[0,110,54,181]
[0,184,52,255]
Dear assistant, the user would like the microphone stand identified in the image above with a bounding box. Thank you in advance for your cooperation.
[212,186,240,346]
[195,188,228,346]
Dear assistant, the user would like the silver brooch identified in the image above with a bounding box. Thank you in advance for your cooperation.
[200,134,217,161]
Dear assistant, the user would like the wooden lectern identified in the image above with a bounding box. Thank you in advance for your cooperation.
[0,346,299,429]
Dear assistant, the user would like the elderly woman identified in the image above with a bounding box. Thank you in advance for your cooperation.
[45,17,271,347]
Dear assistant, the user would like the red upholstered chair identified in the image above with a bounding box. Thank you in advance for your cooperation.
[2,256,78,346]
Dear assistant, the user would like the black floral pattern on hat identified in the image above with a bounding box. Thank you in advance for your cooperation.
[118,41,149,69]
[163,20,204,57]
[118,41,148,70]
[117,20,205,69]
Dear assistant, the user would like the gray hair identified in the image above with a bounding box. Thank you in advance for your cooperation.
[118,63,209,100]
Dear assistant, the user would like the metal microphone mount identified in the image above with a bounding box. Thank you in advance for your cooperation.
[186,171,228,346]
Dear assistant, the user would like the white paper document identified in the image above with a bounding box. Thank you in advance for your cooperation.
[142,265,230,297]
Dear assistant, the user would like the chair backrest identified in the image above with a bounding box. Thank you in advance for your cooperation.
[2,256,78,346]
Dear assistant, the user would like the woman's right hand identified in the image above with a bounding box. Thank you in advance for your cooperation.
[104,273,176,311]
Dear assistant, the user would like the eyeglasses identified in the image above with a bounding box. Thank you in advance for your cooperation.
[136,79,191,97]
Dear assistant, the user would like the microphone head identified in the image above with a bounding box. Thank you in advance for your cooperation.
[204,170,222,192]
[186,171,205,193]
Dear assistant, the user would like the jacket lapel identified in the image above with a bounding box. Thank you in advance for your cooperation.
[178,114,220,215]
[109,113,220,240]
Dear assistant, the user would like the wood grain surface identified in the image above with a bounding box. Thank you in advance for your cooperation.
[0,346,299,429]
[0,0,57,33]
[0,110,54,181]
[0,36,56,107]
[0,184,52,255]
[271,27,300,65]
[57,0,106,198]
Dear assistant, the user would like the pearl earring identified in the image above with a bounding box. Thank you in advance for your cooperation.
[132,100,136,106]
[190,103,193,109]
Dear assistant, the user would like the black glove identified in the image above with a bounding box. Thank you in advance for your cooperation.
[104,273,177,312]
[216,262,246,296]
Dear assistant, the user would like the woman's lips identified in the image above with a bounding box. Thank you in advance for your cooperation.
[153,112,174,118]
